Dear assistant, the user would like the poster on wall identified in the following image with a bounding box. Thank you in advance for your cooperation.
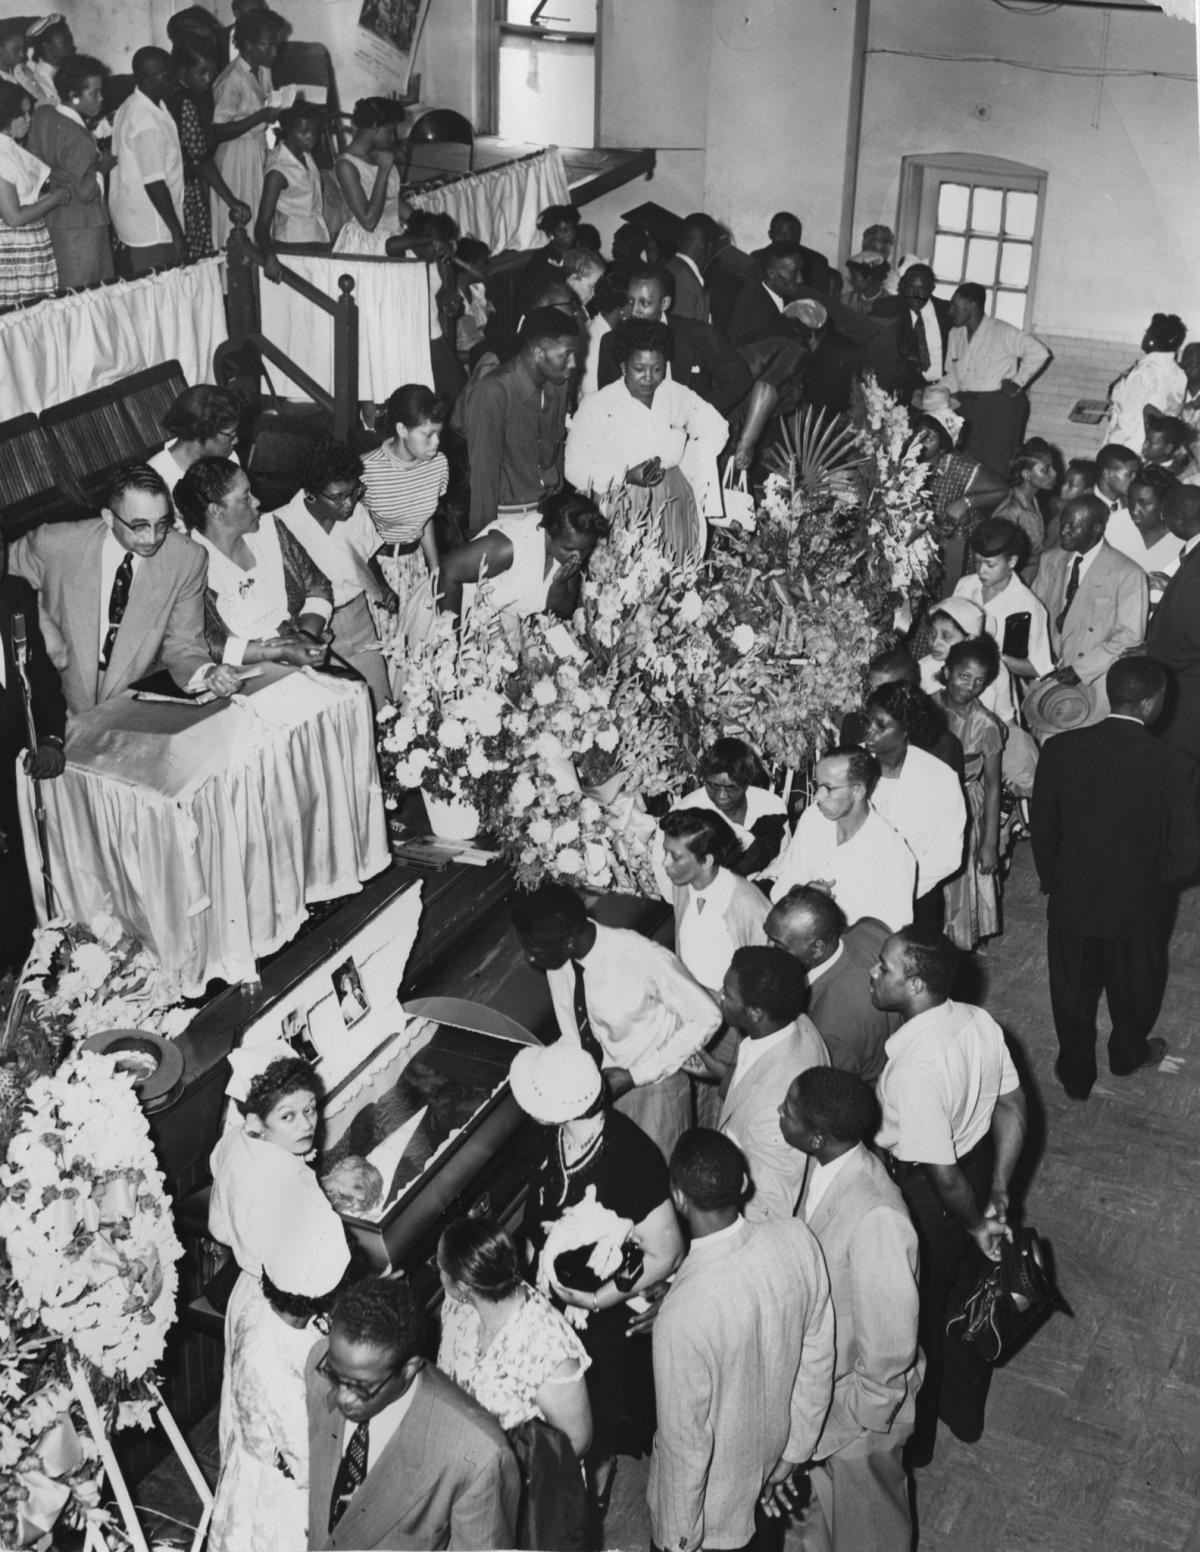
[353,0,433,94]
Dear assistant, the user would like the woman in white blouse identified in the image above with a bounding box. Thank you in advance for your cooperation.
[148,385,244,525]
[174,456,332,668]
[860,679,967,927]
[677,736,789,877]
[565,318,728,563]
[272,436,393,709]
[652,806,770,1123]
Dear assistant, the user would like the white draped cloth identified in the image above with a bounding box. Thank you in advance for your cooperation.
[258,253,434,402]
[20,666,388,994]
[409,146,570,252]
[0,257,227,419]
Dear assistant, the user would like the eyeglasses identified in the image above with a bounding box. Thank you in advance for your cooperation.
[703,779,745,795]
[113,512,173,539]
[315,1351,397,1402]
[316,482,365,509]
[814,781,853,794]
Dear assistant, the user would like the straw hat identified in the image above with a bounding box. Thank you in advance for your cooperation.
[509,1041,602,1125]
[1023,677,1099,741]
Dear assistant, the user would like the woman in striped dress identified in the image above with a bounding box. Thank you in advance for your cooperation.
[0,83,68,306]
[360,383,449,618]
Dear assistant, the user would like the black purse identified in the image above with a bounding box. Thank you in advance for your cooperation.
[946,1224,1070,1365]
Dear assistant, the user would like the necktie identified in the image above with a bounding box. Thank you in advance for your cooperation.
[100,552,134,672]
[329,1421,369,1533]
[571,960,607,1070]
[912,308,931,374]
[1055,554,1082,634]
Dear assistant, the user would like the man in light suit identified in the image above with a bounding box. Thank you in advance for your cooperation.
[649,1129,835,1552]
[1032,493,1148,725]
[782,1067,922,1552]
[715,945,828,1222]
[1146,482,1200,760]
[306,1275,519,1551]
[10,463,242,716]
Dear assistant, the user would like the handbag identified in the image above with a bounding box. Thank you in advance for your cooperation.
[946,1224,1069,1365]
[717,463,757,531]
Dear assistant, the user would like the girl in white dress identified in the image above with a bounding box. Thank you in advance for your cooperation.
[332,96,410,255]
[208,1231,347,1552]
[211,10,282,250]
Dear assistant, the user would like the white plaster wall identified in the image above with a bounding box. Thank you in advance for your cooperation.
[56,0,477,110]
[702,0,858,255]
[855,0,1200,340]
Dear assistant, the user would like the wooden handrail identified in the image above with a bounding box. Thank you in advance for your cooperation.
[225,210,359,443]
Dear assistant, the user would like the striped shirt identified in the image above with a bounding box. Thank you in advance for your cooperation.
[361,445,448,545]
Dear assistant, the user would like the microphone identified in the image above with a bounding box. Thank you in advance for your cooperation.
[11,611,27,665]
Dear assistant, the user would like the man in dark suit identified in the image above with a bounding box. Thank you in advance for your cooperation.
[728,241,806,349]
[765,886,899,1082]
[1146,483,1200,760]
[307,1275,519,1550]
[597,265,753,416]
[872,262,952,402]
[664,211,720,324]
[750,211,832,294]
[1031,655,1200,1099]
[0,538,67,973]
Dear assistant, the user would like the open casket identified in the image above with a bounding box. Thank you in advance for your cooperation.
[231,883,539,1270]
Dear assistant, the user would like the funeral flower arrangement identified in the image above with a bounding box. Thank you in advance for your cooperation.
[855,375,941,621]
[376,588,519,830]
[502,623,665,893]
[0,1051,181,1382]
[14,913,191,1061]
[0,1049,184,1548]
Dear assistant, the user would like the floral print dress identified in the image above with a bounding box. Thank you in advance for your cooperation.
[438,1285,589,1430]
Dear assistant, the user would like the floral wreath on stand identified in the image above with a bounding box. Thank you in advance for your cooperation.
[0,1050,184,1548]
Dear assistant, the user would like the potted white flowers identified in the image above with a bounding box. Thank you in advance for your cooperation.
[376,598,518,842]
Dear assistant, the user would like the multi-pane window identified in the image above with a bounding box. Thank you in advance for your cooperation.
[932,182,1039,327]
[897,155,1046,330]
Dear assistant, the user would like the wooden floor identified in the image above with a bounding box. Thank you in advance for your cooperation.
[138,839,1200,1550]
[605,840,1200,1551]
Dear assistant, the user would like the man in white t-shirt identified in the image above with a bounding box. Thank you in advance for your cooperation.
[870,925,1027,1467]
[765,748,917,931]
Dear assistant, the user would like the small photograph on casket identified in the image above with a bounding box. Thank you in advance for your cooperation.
[333,957,370,1028]
[282,1007,320,1065]
[322,1024,520,1219]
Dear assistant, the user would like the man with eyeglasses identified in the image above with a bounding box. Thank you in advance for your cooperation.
[762,747,917,932]
[11,462,242,715]
[306,1274,518,1550]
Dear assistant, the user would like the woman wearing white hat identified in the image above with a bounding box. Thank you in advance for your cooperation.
[509,1041,684,1524]
[207,1048,349,1461]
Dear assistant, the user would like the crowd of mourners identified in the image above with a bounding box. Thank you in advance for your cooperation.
[4,13,1200,1551]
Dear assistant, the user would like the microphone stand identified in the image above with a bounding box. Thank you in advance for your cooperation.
[12,617,57,918]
